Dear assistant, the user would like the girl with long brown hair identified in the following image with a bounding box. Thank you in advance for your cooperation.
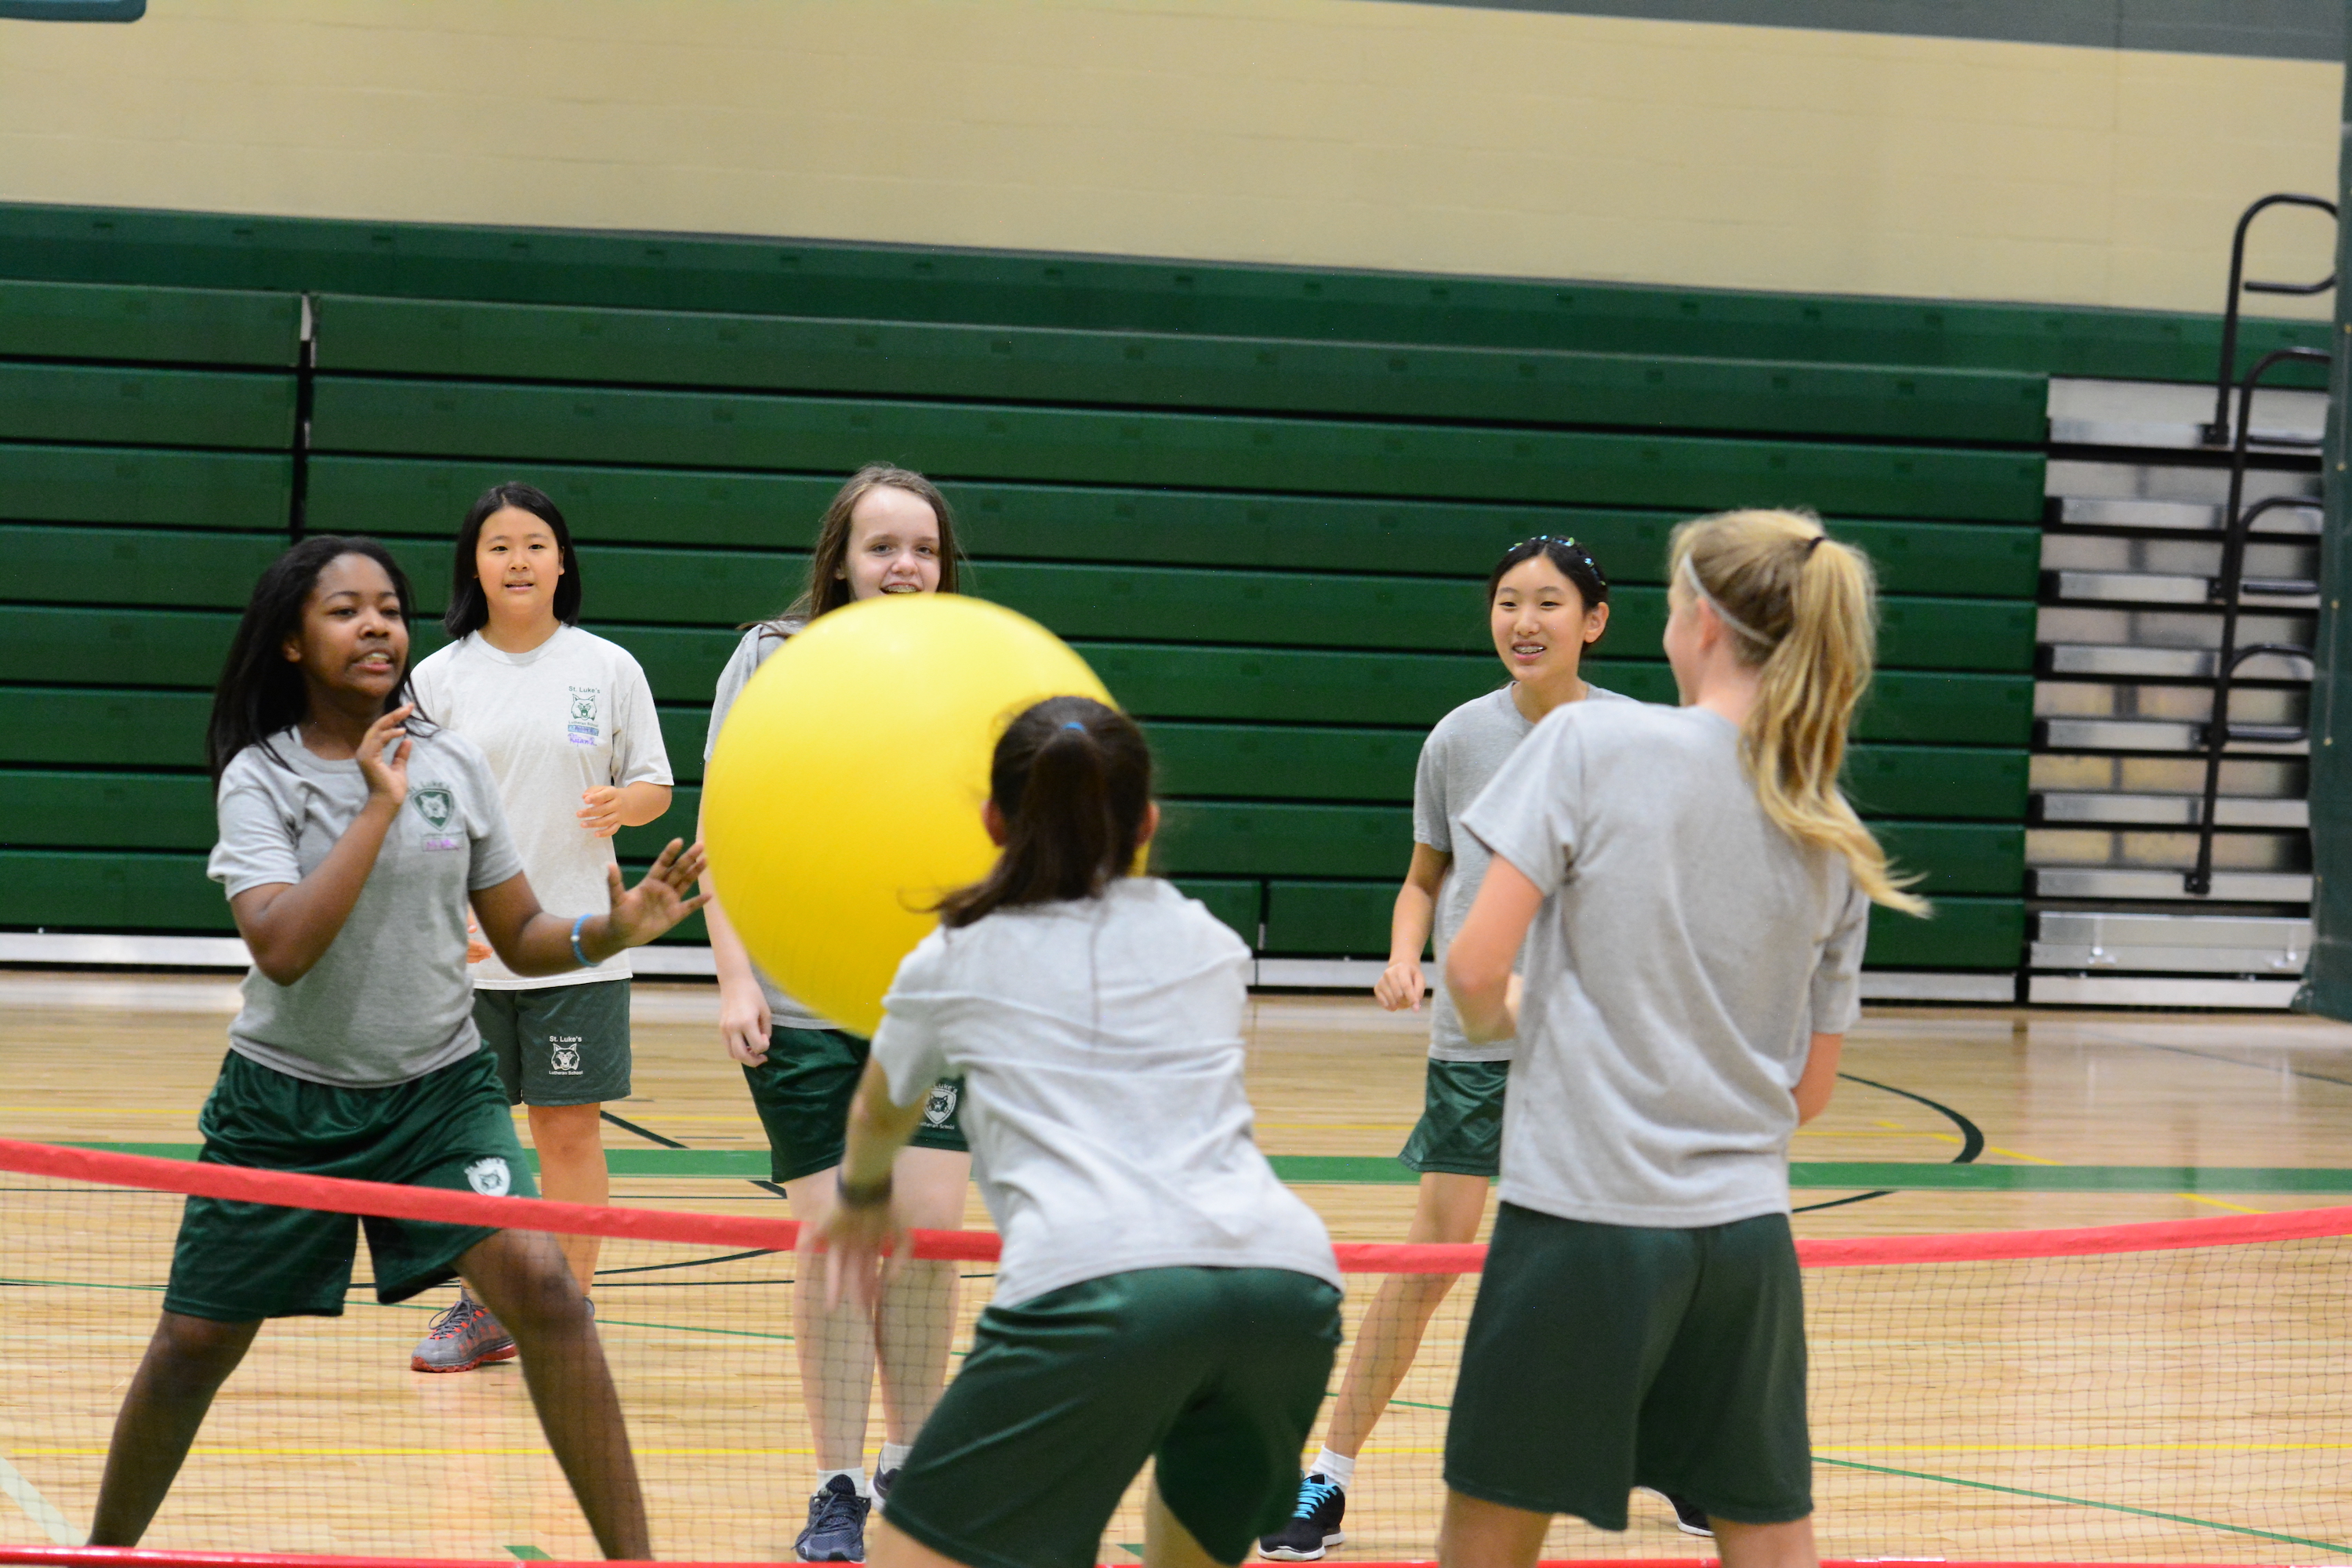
[1438,509,1922,1568]
[699,463,971,1562]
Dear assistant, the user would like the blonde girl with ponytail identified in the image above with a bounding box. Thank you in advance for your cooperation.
[1435,509,1919,1568]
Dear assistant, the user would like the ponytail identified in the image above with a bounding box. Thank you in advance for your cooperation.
[935,696,1154,928]
[1670,510,1927,915]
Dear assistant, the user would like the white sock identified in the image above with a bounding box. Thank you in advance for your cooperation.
[879,1443,912,1475]
[1311,1448,1356,1489]
[815,1466,870,1498]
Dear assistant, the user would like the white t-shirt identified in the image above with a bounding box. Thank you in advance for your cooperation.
[1461,702,1870,1229]
[870,877,1341,1308]
[412,625,673,989]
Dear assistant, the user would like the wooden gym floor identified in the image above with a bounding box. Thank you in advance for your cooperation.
[2,972,2350,1563]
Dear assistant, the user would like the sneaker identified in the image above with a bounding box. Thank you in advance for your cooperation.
[409,1294,516,1374]
[1259,1473,1345,1560]
[1641,1488,1714,1538]
[873,1468,897,1504]
[796,1475,871,1563]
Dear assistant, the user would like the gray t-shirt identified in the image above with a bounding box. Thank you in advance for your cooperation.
[706,623,833,1031]
[872,878,1340,1309]
[207,727,526,1088]
[1461,702,1870,1228]
[1416,683,1632,1062]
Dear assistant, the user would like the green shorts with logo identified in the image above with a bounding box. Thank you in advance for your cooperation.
[1445,1202,1811,1529]
[884,1265,1343,1568]
[742,1025,967,1184]
[473,978,632,1107]
[1399,1059,1509,1178]
[162,1049,536,1323]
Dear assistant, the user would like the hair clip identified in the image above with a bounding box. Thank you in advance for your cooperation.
[1060,720,1087,731]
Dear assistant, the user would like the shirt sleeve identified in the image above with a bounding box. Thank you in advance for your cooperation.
[1809,881,1871,1035]
[870,933,954,1109]
[1412,729,1450,852]
[608,653,673,788]
[705,631,762,765]
[207,774,300,899]
[1459,712,1582,891]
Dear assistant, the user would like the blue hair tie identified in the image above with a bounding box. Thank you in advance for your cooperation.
[1061,721,1087,731]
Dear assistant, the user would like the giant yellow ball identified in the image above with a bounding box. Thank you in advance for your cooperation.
[701,593,1112,1037]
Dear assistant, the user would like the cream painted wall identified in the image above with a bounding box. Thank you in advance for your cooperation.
[0,0,2339,314]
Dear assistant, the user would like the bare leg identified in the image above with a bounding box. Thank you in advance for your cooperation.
[88,1312,262,1545]
[1323,1171,1488,1458]
[459,1229,648,1560]
[526,1102,610,1295]
[1715,1515,1818,1568]
[873,1145,969,1447]
[1145,1479,1236,1568]
[786,1168,880,1473]
[1437,1487,1552,1568]
[869,1515,967,1568]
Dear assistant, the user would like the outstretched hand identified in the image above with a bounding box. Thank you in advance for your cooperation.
[602,839,711,949]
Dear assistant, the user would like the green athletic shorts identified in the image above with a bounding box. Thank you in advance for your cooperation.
[1445,1202,1811,1530]
[163,1050,536,1323]
[884,1266,1344,1568]
[1399,1059,1509,1178]
[742,1025,967,1184]
[473,978,632,1106]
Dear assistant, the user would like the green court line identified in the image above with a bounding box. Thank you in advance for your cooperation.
[503,1547,552,1561]
[59,1144,2352,1193]
[1814,1456,2352,1555]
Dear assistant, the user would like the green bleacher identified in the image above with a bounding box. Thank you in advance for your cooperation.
[12,203,2304,975]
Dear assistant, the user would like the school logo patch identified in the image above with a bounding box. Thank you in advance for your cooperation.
[463,1157,512,1196]
[550,1036,583,1075]
[568,689,599,723]
[924,1082,960,1128]
[409,786,456,831]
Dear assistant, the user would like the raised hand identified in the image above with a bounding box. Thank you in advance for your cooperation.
[601,839,711,949]
[356,705,414,808]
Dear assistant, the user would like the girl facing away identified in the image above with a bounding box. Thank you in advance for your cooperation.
[699,463,975,1562]
[813,696,1344,1568]
[1439,510,1926,1568]
[89,537,706,1559]
[1264,532,1706,1559]
[406,481,675,1374]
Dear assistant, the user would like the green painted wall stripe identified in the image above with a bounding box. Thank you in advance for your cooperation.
[54,1145,2352,1193]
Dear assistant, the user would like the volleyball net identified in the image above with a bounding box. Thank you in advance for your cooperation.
[0,1138,2347,1566]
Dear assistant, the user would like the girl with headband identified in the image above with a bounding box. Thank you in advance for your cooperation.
[1439,510,1923,1568]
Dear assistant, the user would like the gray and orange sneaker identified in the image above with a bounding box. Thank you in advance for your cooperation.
[410,1292,517,1374]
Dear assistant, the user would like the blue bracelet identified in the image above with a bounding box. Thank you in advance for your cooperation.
[570,913,595,969]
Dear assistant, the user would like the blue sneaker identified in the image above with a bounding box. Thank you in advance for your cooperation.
[796,1475,871,1563]
[1260,1473,1345,1560]
[409,1294,515,1374]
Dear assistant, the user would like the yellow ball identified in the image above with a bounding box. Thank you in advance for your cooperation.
[701,593,1112,1037]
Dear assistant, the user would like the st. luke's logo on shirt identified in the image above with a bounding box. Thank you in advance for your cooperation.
[464,1157,512,1196]
[409,785,462,850]
[567,685,603,746]
[924,1082,960,1128]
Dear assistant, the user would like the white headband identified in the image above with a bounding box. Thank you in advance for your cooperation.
[1679,554,1773,647]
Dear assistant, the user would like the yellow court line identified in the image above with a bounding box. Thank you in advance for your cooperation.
[2177,1192,2268,1215]
[1926,1131,2063,1165]
[1259,1123,1416,1132]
